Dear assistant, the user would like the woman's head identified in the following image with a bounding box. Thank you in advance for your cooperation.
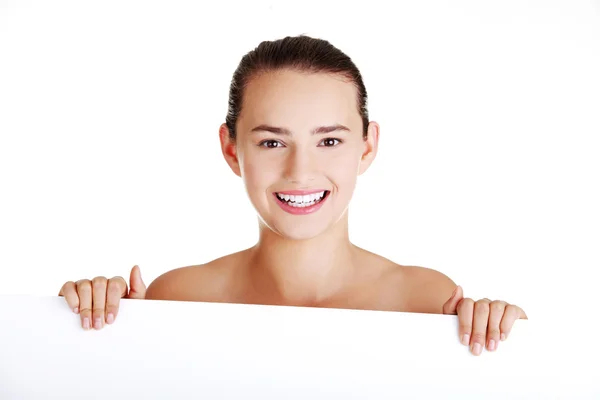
[219,35,379,240]
[225,35,370,140]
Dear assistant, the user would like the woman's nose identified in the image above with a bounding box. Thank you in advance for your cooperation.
[283,148,316,184]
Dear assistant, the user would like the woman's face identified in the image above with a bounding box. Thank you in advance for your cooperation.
[221,69,379,240]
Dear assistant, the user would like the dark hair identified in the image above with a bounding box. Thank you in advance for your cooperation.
[225,35,369,140]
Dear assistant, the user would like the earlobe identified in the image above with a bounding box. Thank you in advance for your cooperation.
[358,121,380,175]
[219,123,242,177]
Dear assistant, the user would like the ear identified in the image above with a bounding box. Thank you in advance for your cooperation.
[219,123,242,177]
[358,121,380,175]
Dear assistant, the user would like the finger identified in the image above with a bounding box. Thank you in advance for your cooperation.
[470,299,491,356]
[499,304,522,341]
[105,277,127,324]
[59,281,80,314]
[442,285,463,314]
[456,297,474,347]
[127,265,147,299]
[76,280,93,330]
[520,307,528,320]
[487,300,507,351]
[91,276,108,330]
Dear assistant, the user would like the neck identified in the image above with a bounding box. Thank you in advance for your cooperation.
[247,213,358,305]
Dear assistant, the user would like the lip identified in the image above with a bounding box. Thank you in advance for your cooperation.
[273,190,330,215]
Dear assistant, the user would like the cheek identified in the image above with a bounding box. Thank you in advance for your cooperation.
[324,150,361,188]
[241,153,280,192]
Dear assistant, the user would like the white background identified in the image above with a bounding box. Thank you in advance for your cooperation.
[1,0,599,329]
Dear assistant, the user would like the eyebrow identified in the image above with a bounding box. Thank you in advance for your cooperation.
[250,124,351,135]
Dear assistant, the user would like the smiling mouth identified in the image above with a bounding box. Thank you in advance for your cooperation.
[274,191,330,208]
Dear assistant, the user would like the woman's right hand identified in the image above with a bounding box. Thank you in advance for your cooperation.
[58,265,147,330]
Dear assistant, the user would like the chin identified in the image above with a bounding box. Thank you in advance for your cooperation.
[275,220,332,241]
[259,217,334,241]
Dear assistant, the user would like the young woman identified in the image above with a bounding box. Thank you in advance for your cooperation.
[59,35,527,356]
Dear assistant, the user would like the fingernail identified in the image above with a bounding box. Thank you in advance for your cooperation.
[94,317,102,329]
[73,307,79,314]
[501,333,507,341]
[489,340,496,351]
[106,313,114,324]
[473,343,482,356]
[461,334,470,346]
[83,318,90,330]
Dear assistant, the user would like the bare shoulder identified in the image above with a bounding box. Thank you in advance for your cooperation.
[361,250,457,314]
[395,263,457,314]
[145,249,248,302]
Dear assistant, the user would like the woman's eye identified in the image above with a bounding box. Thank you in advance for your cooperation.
[260,140,283,148]
[320,138,341,147]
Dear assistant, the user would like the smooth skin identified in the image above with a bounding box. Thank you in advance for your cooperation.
[59,69,527,356]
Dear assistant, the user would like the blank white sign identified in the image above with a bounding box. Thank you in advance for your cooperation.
[0,295,596,399]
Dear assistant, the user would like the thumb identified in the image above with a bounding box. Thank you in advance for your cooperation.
[126,265,147,299]
[442,285,463,315]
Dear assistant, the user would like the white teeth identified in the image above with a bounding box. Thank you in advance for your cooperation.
[276,191,327,206]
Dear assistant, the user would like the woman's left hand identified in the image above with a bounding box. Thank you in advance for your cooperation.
[442,285,527,356]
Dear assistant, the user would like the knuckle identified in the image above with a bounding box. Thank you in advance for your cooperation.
[108,277,125,289]
[92,307,105,315]
[459,324,472,333]
[471,332,487,342]
[487,328,501,337]
[110,276,126,285]
[76,280,91,294]
[79,307,92,315]
[490,301,506,313]
[76,279,90,288]
[457,298,474,312]
[474,302,490,315]
[91,276,107,289]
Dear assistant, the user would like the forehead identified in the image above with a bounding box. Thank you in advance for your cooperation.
[238,69,361,131]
